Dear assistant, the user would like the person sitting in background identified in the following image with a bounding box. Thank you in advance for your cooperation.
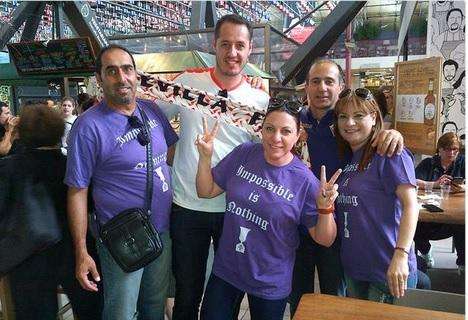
[373,88,392,129]
[0,101,19,157]
[413,132,465,271]
[0,103,102,320]
[334,88,419,303]
[59,97,78,156]
[196,99,340,320]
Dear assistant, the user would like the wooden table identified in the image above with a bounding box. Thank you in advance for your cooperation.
[293,294,464,320]
[418,192,465,225]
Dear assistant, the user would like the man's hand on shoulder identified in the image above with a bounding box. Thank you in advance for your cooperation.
[371,129,404,157]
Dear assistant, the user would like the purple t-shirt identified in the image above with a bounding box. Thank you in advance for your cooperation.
[211,142,320,299]
[64,99,178,232]
[335,148,417,283]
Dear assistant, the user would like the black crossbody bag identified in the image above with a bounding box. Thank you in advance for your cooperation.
[95,108,163,273]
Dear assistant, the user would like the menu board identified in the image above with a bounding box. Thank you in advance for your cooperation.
[394,57,443,155]
[7,37,95,75]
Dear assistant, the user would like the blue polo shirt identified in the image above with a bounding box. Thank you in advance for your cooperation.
[300,108,344,179]
[415,154,465,181]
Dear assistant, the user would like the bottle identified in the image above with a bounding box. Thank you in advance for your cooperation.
[424,78,436,126]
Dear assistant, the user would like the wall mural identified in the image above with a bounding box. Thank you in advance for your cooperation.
[0,85,12,107]
[427,0,465,139]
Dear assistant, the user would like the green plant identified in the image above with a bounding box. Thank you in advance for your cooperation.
[354,21,381,40]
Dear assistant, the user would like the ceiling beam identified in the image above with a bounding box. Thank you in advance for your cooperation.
[279,1,366,85]
[20,2,46,42]
[63,1,109,53]
[397,1,417,56]
[0,2,40,49]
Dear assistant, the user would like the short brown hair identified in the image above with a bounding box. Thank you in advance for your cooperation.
[214,14,253,41]
[95,44,135,74]
[437,132,460,151]
[61,96,77,109]
[18,103,64,148]
[334,92,383,171]
[307,59,345,85]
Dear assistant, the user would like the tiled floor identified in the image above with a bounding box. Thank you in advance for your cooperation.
[3,237,463,320]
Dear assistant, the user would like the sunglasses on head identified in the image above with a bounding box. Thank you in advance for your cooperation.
[268,98,302,115]
[128,115,150,146]
[339,88,373,100]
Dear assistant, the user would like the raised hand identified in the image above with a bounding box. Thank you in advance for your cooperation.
[316,165,342,209]
[5,116,19,132]
[245,76,266,91]
[195,117,219,159]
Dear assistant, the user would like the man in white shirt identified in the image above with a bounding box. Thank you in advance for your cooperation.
[160,14,269,320]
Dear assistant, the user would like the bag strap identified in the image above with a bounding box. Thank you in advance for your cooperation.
[138,105,154,216]
[92,104,154,233]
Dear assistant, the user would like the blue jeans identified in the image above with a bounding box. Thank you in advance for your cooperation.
[345,272,418,304]
[170,204,225,320]
[200,274,287,320]
[97,231,172,320]
[289,232,345,316]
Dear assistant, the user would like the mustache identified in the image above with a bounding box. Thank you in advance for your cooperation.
[114,84,131,89]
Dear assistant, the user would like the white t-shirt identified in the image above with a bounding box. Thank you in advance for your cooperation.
[61,114,77,156]
[160,67,270,212]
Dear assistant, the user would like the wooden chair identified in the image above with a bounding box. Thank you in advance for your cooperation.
[0,277,73,320]
[56,286,74,320]
[394,288,465,314]
[0,276,15,320]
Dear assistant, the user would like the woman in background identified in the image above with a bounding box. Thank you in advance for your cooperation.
[413,132,465,271]
[60,97,77,155]
[0,103,102,320]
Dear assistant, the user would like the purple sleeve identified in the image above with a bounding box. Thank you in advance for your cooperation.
[212,144,245,190]
[381,148,417,194]
[64,119,98,188]
[152,102,179,147]
[300,174,320,229]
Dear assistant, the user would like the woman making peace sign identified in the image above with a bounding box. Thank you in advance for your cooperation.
[194,98,341,320]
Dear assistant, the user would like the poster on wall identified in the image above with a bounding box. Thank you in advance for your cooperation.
[427,1,465,140]
[394,57,443,155]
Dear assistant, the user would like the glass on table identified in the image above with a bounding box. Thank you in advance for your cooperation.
[424,181,434,195]
[441,184,451,199]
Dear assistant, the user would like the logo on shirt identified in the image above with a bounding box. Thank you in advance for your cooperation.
[235,226,250,254]
[116,119,159,147]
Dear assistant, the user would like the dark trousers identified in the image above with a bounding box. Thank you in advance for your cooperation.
[8,236,103,320]
[201,274,287,320]
[414,222,465,266]
[289,232,345,316]
[170,204,225,320]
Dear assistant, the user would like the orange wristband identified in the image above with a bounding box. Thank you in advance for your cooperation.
[318,205,334,215]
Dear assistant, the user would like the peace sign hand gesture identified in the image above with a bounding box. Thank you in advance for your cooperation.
[316,165,342,209]
[195,117,220,160]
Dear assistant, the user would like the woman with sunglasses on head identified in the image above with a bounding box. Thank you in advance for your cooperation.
[333,88,419,303]
[195,98,341,320]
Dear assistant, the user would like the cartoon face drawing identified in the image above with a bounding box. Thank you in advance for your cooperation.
[442,121,458,134]
[447,9,464,33]
[443,61,458,82]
